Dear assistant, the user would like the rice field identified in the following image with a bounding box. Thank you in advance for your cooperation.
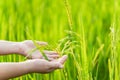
[0,0,120,80]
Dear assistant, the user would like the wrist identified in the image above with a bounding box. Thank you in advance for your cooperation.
[24,60,35,73]
[20,61,33,74]
[16,42,26,56]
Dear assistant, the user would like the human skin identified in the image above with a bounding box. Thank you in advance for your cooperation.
[0,40,67,80]
[0,40,60,60]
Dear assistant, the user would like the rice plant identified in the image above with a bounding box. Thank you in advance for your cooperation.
[0,0,120,80]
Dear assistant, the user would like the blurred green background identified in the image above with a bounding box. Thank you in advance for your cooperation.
[0,0,120,80]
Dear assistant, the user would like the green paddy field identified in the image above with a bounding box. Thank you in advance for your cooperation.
[0,0,120,80]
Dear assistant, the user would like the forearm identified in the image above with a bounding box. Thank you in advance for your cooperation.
[0,62,31,80]
[0,40,21,55]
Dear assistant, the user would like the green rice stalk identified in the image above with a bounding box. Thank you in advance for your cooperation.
[24,27,49,60]
[93,44,104,67]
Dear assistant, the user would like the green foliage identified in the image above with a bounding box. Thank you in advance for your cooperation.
[0,0,120,80]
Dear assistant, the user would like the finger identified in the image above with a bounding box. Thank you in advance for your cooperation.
[49,55,68,69]
[58,55,68,64]
[48,58,55,61]
[50,62,63,69]
[41,57,55,61]
[36,41,48,46]
[44,50,58,55]
[47,55,60,58]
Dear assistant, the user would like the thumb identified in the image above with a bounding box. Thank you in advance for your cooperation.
[36,41,48,46]
[51,62,63,69]
[49,55,67,69]
[58,55,68,64]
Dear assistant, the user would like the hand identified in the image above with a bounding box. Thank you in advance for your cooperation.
[19,40,59,60]
[0,55,67,80]
[26,55,67,73]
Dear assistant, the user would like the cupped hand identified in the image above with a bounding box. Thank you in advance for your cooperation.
[26,55,68,73]
[19,40,59,60]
